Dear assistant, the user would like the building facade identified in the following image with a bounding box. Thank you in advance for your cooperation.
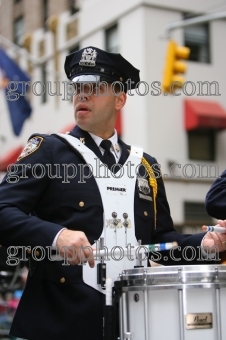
[1,0,226,232]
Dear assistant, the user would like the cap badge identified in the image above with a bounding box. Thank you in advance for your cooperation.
[79,48,97,67]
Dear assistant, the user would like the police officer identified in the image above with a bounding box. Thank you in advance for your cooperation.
[205,170,226,248]
[0,46,226,340]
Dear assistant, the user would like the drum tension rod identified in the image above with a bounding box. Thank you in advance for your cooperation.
[134,239,144,269]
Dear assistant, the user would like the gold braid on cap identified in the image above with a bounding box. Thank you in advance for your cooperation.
[141,157,158,229]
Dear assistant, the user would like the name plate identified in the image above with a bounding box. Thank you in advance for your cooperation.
[186,313,213,330]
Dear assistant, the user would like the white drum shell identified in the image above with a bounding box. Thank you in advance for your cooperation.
[117,265,226,340]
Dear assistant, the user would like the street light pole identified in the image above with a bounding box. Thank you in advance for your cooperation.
[165,11,226,37]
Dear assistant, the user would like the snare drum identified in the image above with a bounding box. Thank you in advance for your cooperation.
[115,265,226,340]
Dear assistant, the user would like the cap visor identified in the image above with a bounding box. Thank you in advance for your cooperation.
[71,75,100,83]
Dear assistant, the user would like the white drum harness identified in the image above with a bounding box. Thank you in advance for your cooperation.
[57,134,143,294]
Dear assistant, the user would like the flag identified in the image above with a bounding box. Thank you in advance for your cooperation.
[0,47,32,136]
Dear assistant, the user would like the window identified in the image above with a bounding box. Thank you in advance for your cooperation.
[42,0,49,31]
[184,15,210,63]
[68,0,80,15]
[13,16,24,46]
[105,24,118,53]
[184,201,213,225]
[174,201,213,234]
[188,129,216,161]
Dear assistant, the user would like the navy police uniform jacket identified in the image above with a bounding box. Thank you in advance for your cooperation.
[0,126,206,340]
[206,169,226,219]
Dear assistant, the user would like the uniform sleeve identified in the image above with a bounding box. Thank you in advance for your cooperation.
[0,135,64,247]
[205,170,226,219]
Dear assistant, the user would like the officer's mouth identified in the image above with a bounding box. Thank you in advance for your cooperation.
[76,104,91,114]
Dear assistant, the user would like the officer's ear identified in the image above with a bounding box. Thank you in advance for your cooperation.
[115,92,127,111]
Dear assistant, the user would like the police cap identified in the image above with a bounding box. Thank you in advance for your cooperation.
[64,46,140,91]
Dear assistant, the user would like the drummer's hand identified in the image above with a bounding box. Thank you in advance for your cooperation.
[202,220,226,252]
[56,229,94,267]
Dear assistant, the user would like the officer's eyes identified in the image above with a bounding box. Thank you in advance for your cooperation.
[73,84,106,95]
[93,85,107,94]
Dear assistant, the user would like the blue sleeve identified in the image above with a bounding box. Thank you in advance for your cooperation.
[0,135,64,247]
[205,170,226,219]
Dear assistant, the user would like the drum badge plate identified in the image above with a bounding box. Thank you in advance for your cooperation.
[186,313,213,329]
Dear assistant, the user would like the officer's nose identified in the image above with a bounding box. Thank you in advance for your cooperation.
[78,95,88,101]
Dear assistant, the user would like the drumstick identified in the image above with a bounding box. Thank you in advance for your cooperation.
[147,241,178,251]
[202,225,226,233]
[93,242,178,257]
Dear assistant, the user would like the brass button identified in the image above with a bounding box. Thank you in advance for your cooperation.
[60,277,66,283]
[144,211,148,217]
[26,248,31,254]
[79,201,85,207]
[35,251,40,257]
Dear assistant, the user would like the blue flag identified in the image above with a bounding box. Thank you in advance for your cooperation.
[0,47,32,136]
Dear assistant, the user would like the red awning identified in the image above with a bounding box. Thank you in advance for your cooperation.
[184,99,226,131]
[0,145,24,171]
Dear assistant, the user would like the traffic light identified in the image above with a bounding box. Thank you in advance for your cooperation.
[162,40,190,93]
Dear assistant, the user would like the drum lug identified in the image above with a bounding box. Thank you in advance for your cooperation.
[214,266,219,281]
[124,332,134,339]
[178,267,182,282]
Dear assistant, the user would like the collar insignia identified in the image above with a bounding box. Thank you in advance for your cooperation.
[79,48,97,67]
[80,137,85,144]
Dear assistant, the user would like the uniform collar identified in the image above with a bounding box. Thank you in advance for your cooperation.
[69,125,127,163]
[69,125,103,159]
[88,129,120,159]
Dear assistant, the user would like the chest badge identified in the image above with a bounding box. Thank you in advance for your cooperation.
[137,178,152,201]
[138,178,150,194]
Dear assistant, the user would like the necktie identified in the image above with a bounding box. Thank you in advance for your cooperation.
[100,140,115,169]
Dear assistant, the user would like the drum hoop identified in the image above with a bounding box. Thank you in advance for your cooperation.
[117,282,226,292]
[115,265,226,291]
